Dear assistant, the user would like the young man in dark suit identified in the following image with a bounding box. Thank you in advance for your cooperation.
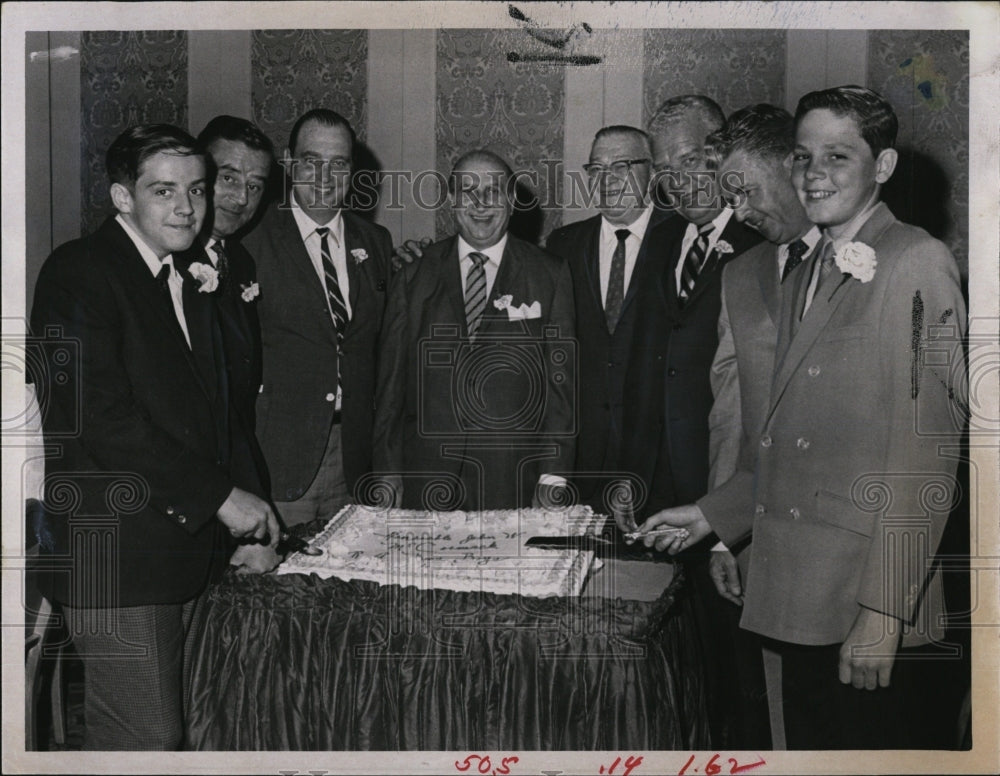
[374,150,575,511]
[545,126,672,511]
[242,109,393,526]
[30,124,280,749]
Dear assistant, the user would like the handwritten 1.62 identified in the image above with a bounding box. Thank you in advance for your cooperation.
[678,753,767,775]
[454,754,519,775]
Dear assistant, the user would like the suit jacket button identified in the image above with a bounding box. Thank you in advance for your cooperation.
[166,506,175,515]
[760,435,772,448]
[808,365,821,377]
[667,367,677,377]
[790,507,800,519]
[177,514,187,524]
[325,392,335,402]
[755,504,766,516]
[797,437,810,450]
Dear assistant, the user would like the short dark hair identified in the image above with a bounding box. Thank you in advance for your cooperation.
[105,124,202,187]
[593,125,652,158]
[794,85,898,157]
[648,94,726,138]
[287,108,355,156]
[197,115,274,159]
[448,149,514,196]
[706,104,794,169]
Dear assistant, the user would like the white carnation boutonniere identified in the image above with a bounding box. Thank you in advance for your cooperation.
[493,294,513,311]
[350,248,368,265]
[835,241,878,283]
[713,239,734,255]
[188,262,219,293]
[240,282,260,303]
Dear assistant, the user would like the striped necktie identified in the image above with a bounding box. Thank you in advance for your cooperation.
[465,251,488,338]
[209,240,229,291]
[316,226,348,392]
[678,222,714,305]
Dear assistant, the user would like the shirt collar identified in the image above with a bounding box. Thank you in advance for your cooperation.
[600,204,654,244]
[458,234,508,266]
[687,207,733,240]
[116,214,170,277]
[290,196,344,245]
[789,224,822,253]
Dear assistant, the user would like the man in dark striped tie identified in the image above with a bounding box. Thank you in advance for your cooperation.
[374,150,576,511]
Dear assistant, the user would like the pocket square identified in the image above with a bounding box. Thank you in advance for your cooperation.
[505,301,542,320]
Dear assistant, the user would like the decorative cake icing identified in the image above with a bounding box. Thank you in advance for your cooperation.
[276,504,604,598]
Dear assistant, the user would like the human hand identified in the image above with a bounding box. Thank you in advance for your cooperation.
[391,237,431,271]
[838,606,899,690]
[229,541,282,575]
[709,548,743,605]
[635,504,713,553]
[217,487,280,547]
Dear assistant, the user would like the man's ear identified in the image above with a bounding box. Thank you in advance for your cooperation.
[109,182,133,214]
[874,148,898,184]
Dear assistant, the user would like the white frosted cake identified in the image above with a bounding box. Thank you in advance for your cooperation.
[276,504,604,598]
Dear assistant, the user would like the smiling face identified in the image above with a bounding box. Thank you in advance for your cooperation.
[720,148,811,245]
[111,150,207,258]
[651,116,720,225]
[287,119,352,224]
[791,108,896,235]
[207,138,271,239]
[450,157,512,250]
[588,131,651,225]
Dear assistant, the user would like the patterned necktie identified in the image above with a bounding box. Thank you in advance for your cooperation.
[315,227,349,337]
[781,238,809,283]
[464,251,488,338]
[678,222,714,305]
[210,240,230,290]
[799,237,836,320]
[605,228,630,332]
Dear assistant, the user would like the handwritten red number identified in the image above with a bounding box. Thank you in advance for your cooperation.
[455,755,474,772]
[705,753,721,776]
[496,756,520,776]
[621,755,643,776]
[678,755,695,776]
[478,756,491,774]
[730,756,767,774]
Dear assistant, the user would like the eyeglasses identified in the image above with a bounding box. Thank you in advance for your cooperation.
[583,159,651,178]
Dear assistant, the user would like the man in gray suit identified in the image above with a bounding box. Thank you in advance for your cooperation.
[243,109,393,526]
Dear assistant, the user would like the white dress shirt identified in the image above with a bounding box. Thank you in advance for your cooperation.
[458,234,508,302]
[598,204,654,304]
[290,200,353,320]
[675,208,734,294]
[116,214,190,348]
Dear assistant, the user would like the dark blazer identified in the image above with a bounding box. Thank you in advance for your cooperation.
[621,213,763,514]
[242,206,392,502]
[710,203,966,647]
[29,217,238,607]
[545,207,674,506]
[373,234,576,510]
[176,239,269,499]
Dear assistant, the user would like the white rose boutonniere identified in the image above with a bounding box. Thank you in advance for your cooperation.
[713,239,734,255]
[350,248,368,265]
[240,282,260,303]
[188,262,219,293]
[493,294,513,311]
[835,242,877,283]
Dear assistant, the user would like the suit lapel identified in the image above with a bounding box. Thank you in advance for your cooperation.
[178,259,220,403]
[478,237,525,336]
[342,212,365,320]
[582,218,604,317]
[768,203,896,419]
[757,243,781,326]
[278,208,338,345]
[440,237,468,336]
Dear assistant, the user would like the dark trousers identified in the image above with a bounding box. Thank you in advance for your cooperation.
[776,639,964,749]
[275,421,349,527]
[62,598,198,750]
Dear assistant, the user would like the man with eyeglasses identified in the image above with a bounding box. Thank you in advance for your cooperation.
[545,125,673,511]
[620,95,763,747]
[242,108,393,527]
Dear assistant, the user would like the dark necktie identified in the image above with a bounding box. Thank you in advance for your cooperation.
[678,222,714,305]
[605,228,630,332]
[210,240,230,291]
[465,251,488,338]
[156,261,171,295]
[315,227,349,338]
[781,238,809,283]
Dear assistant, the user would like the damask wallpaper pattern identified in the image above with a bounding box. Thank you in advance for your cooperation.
[868,30,969,277]
[80,31,188,234]
[436,29,565,243]
[643,29,786,122]
[251,30,368,154]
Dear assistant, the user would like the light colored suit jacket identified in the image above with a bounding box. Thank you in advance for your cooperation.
[698,239,790,575]
[710,203,967,647]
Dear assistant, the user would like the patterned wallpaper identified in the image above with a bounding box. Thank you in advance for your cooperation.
[80,31,188,234]
[643,29,786,122]
[251,30,368,153]
[436,29,565,244]
[868,30,969,278]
